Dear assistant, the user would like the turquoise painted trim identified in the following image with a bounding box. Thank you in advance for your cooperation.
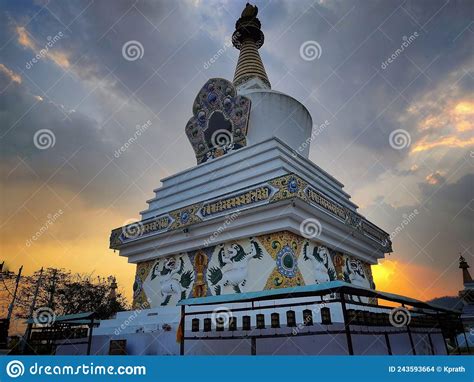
[178,281,460,313]
[26,311,94,324]
[179,280,346,305]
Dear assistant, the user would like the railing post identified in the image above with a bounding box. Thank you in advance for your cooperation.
[403,304,416,355]
[340,293,354,355]
[87,319,94,356]
[460,317,471,355]
[436,312,450,355]
[384,332,392,355]
[180,305,185,356]
[251,336,256,355]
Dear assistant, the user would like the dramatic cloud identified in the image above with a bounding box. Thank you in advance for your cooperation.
[0,63,22,84]
[16,26,70,69]
[0,0,472,302]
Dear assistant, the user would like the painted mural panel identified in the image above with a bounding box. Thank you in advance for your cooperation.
[299,241,337,284]
[132,230,376,308]
[206,238,273,295]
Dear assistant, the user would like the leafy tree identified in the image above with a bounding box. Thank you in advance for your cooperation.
[14,268,129,320]
[54,274,128,318]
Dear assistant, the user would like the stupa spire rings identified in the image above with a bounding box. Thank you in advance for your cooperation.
[232,3,271,89]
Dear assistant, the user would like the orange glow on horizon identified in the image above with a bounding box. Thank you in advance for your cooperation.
[372,259,398,284]
[372,259,460,302]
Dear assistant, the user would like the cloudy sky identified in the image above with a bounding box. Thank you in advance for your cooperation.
[0,0,472,303]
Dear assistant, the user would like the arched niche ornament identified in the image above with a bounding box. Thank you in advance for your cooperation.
[185,78,251,164]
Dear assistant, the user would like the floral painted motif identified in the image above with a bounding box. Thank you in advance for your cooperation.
[260,232,305,289]
[132,260,154,309]
[276,244,298,278]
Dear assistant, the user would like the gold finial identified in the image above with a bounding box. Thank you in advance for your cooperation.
[241,3,258,18]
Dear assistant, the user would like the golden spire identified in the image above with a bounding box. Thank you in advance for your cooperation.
[232,3,271,89]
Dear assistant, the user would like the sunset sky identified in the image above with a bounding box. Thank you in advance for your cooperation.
[0,0,473,305]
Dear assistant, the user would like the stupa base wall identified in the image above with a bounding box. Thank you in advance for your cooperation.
[131,230,376,310]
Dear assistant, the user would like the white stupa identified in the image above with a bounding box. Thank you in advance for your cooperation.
[59,3,459,356]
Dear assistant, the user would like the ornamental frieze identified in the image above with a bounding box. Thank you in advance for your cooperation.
[109,214,173,248]
[198,185,276,219]
[304,186,347,221]
[110,173,392,252]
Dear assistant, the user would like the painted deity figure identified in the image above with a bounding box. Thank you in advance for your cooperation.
[303,243,337,283]
[208,239,263,294]
[344,258,368,288]
[151,256,193,306]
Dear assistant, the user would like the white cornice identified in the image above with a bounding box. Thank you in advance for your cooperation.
[120,198,385,265]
